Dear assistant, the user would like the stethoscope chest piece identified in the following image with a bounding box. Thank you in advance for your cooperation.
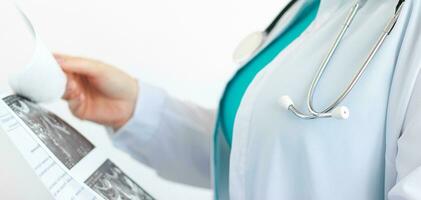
[232,0,301,64]
[233,31,266,64]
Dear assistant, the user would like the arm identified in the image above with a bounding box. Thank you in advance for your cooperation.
[54,54,214,188]
[111,82,215,188]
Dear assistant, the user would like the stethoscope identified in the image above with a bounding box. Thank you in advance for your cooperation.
[233,0,405,120]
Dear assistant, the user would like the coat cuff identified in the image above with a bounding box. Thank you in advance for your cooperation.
[108,81,167,144]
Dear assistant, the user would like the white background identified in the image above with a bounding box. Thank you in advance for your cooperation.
[0,0,283,199]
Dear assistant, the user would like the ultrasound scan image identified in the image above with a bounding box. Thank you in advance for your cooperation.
[3,95,94,169]
[86,159,155,200]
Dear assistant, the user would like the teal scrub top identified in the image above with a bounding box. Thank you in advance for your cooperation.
[220,1,320,146]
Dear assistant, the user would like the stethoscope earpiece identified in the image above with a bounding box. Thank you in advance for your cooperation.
[278,95,294,110]
[331,106,350,120]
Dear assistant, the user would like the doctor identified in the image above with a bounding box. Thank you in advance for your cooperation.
[54,0,421,199]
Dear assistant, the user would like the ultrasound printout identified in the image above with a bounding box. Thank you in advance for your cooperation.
[86,160,155,200]
[1,94,155,199]
[0,95,99,199]
[4,95,94,169]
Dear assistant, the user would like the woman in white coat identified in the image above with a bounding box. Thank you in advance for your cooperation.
[55,0,421,199]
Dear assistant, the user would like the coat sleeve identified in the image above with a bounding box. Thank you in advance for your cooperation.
[109,82,216,188]
[388,65,421,199]
[386,1,421,198]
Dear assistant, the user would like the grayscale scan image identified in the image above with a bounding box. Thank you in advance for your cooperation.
[86,159,155,200]
[3,95,94,169]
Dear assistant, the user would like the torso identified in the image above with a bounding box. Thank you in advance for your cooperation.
[229,0,403,199]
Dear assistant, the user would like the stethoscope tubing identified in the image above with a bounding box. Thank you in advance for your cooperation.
[307,3,360,116]
[264,0,299,35]
[283,1,405,120]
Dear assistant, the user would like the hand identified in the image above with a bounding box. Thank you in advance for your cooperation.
[54,54,138,129]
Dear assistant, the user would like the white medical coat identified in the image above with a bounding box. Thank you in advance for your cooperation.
[111,0,421,199]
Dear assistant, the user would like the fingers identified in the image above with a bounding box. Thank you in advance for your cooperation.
[54,53,103,76]
[55,54,99,120]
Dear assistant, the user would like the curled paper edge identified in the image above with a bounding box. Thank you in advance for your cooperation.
[9,4,67,102]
